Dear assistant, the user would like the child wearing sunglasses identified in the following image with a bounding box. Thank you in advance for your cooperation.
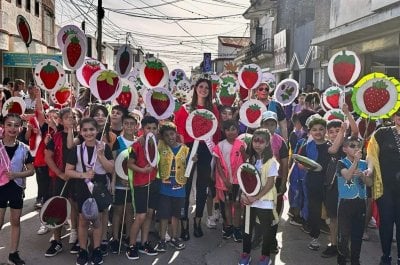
[238,128,279,265]
[336,137,373,265]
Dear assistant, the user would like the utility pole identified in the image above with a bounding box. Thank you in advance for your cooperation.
[97,0,104,61]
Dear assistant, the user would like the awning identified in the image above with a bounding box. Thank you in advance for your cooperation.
[3,52,62,68]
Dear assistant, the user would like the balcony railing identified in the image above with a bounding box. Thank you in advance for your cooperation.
[243,38,273,62]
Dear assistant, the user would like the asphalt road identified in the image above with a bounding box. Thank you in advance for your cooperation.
[0,176,391,264]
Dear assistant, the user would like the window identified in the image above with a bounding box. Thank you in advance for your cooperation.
[17,0,22,7]
[34,0,39,16]
[26,0,31,12]
[43,11,54,46]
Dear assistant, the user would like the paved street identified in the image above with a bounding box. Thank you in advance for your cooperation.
[0,176,390,264]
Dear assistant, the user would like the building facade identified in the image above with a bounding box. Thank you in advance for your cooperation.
[0,0,59,84]
[213,36,250,74]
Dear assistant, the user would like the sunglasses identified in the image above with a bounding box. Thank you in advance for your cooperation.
[252,137,266,144]
[348,143,361,149]
[258,87,269,92]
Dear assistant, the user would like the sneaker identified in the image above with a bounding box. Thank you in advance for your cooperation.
[155,240,167,252]
[320,221,330,234]
[138,241,158,256]
[109,239,119,254]
[379,255,392,265]
[362,232,370,241]
[301,223,311,234]
[45,240,63,257]
[238,252,251,265]
[223,225,233,239]
[37,224,49,235]
[76,248,89,265]
[165,231,171,242]
[258,255,271,265]
[233,227,243,243]
[206,216,217,229]
[289,216,304,227]
[70,240,80,254]
[126,245,139,260]
[34,200,43,209]
[169,237,185,250]
[212,209,221,223]
[308,238,320,251]
[91,247,103,265]
[321,245,337,258]
[69,229,78,244]
[368,218,377,229]
[8,251,25,265]
[100,240,108,257]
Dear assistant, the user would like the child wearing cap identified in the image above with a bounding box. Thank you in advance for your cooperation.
[336,137,373,265]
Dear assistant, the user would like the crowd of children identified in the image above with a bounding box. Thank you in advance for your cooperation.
[0,76,399,265]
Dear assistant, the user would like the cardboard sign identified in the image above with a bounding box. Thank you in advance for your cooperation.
[238,64,262,90]
[34,59,66,92]
[328,50,361,86]
[239,99,267,128]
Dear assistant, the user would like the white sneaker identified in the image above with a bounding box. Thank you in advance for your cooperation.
[212,209,221,223]
[165,231,171,242]
[69,229,78,244]
[37,225,49,235]
[206,216,217,229]
[308,238,320,251]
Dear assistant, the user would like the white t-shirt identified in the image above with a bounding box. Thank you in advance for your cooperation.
[251,158,279,209]
[218,139,233,182]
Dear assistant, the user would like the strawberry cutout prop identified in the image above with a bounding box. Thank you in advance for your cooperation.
[169,69,186,92]
[273,79,299,106]
[145,88,175,120]
[34,59,66,92]
[145,132,158,168]
[115,44,133,78]
[210,75,221,99]
[339,87,354,113]
[261,72,276,91]
[185,109,218,178]
[2,97,26,116]
[140,58,169,88]
[89,70,122,102]
[356,118,378,140]
[217,74,239,107]
[40,196,71,229]
[352,73,400,120]
[63,34,86,70]
[239,99,267,128]
[115,149,130,180]
[51,86,72,107]
[238,64,262,90]
[323,109,345,122]
[237,162,262,234]
[114,79,138,111]
[28,116,42,157]
[322,86,342,110]
[77,58,105,88]
[57,25,85,50]
[237,133,253,147]
[328,50,361,86]
[16,15,32,47]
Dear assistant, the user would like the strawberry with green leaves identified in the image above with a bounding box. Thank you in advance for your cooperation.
[333,51,356,86]
[119,46,131,76]
[240,165,260,195]
[40,62,59,90]
[363,80,390,113]
[325,87,341,109]
[54,87,71,106]
[191,111,215,138]
[240,66,258,89]
[66,36,82,68]
[219,75,237,106]
[150,91,170,116]
[96,71,120,101]
[246,104,261,123]
[116,85,132,109]
[144,60,164,87]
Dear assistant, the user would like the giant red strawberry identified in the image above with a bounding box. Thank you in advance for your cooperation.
[40,62,59,90]
[150,91,170,116]
[147,137,156,162]
[82,61,101,85]
[363,80,390,113]
[325,88,340,108]
[246,104,261,123]
[241,67,258,89]
[240,165,259,195]
[144,60,164,87]
[119,47,130,75]
[239,86,249,100]
[66,36,82,68]
[17,15,32,46]
[333,51,355,85]
[6,101,23,115]
[42,197,68,227]
[116,85,132,109]
[96,71,120,100]
[192,111,214,138]
[54,87,71,106]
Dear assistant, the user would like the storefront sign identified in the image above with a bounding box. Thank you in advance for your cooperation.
[274,29,287,70]
[3,52,62,68]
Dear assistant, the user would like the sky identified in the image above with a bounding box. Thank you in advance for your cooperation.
[55,0,250,74]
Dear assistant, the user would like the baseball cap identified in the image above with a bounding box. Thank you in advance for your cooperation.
[261,110,278,122]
